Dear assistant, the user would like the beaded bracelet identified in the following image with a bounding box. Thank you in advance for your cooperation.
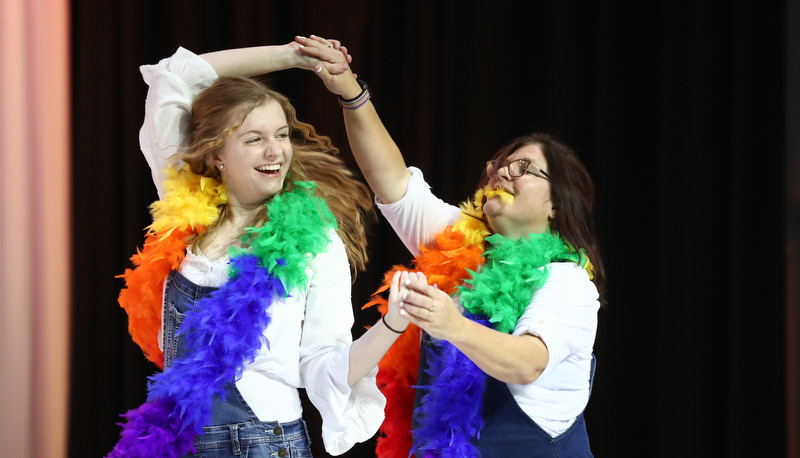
[338,79,371,110]
[382,314,405,334]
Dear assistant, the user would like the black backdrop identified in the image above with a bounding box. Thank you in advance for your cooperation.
[69,1,793,457]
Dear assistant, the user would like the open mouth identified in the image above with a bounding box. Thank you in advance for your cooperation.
[255,164,281,176]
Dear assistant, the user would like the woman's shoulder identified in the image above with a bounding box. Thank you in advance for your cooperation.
[536,262,599,304]
[546,261,593,280]
[311,227,347,261]
[303,227,351,286]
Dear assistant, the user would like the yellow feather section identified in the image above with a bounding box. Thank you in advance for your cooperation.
[148,165,228,233]
[452,216,491,248]
[454,187,495,248]
[583,258,596,280]
[482,187,514,206]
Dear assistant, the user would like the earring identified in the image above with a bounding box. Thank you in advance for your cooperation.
[219,164,224,170]
[550,208,557,219]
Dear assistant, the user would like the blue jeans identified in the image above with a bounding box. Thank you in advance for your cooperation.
[413,331,595,456]
[164,271,313,457]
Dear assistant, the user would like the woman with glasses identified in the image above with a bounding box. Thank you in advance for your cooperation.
[298,36,605,457]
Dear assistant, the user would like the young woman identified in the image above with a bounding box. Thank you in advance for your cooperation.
[108,39,410,457]
[299,36,604,457]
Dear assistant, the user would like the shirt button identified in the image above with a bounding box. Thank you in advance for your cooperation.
[273,426,283,435]
[278,448,288,457]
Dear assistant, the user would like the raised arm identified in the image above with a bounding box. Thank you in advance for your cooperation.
[296,35,411,204]
[140,41,351,199]
[200,40,351,78]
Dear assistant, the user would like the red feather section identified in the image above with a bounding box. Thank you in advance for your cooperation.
[117,227,196,368]
[364,226,485,457]
[376,325,420,458]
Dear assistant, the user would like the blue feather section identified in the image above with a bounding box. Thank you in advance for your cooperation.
[412,314,492,458]
[109,255,281,457]
[150,254,278,425]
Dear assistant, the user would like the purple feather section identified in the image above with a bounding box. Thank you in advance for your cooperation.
[412,314,492,457]
[107,397,196,458]
[107,254,282,457]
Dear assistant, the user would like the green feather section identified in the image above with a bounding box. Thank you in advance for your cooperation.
[229,181,337,294]
[459,231,578,334]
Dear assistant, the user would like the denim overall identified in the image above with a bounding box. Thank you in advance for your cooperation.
[413,331,595,457]
[163,270,312,458]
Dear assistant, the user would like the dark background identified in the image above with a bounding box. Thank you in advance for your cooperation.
[69,1,798,457]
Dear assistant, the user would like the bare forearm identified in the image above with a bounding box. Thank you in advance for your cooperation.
[342,101,411,204]
[200,45,297,77]
[449,319,549,385]
[347,316,406,386]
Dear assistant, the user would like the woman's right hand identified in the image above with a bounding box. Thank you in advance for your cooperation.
[384,270,410,333]
[296,35,411,206]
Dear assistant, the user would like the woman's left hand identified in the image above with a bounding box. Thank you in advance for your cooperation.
[294,35,361,98]
[398,272,465,341]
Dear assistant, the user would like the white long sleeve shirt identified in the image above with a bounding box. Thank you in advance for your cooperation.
[377,167,599,437]
[139,47,384,455]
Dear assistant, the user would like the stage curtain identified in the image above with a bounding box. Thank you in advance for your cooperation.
[0,0,71,457]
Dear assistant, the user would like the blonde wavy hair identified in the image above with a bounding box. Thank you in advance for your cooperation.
[178,76,375,275]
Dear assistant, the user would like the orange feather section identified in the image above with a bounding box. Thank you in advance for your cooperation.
[117,227,195,369]
[416,226,485,295]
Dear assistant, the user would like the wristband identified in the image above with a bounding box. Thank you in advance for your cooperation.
[338,79,371,110]
[382,314,405,334]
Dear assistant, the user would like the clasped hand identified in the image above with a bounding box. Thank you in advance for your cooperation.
[389,271,465,341]
[294,35,361,98]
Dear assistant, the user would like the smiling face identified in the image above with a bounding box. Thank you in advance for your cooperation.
[213,100,293,210]
[483,143,553,239]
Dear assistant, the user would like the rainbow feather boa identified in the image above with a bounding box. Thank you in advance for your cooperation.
[109,166,336,457]
[367,188,588,457]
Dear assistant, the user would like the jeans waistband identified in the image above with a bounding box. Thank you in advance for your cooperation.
[196,418,307,449]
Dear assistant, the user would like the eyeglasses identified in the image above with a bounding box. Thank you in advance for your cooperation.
[485,159,550,179]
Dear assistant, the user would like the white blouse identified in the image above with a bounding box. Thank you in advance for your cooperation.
[139,47,384,455]
[377,167,599,437]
